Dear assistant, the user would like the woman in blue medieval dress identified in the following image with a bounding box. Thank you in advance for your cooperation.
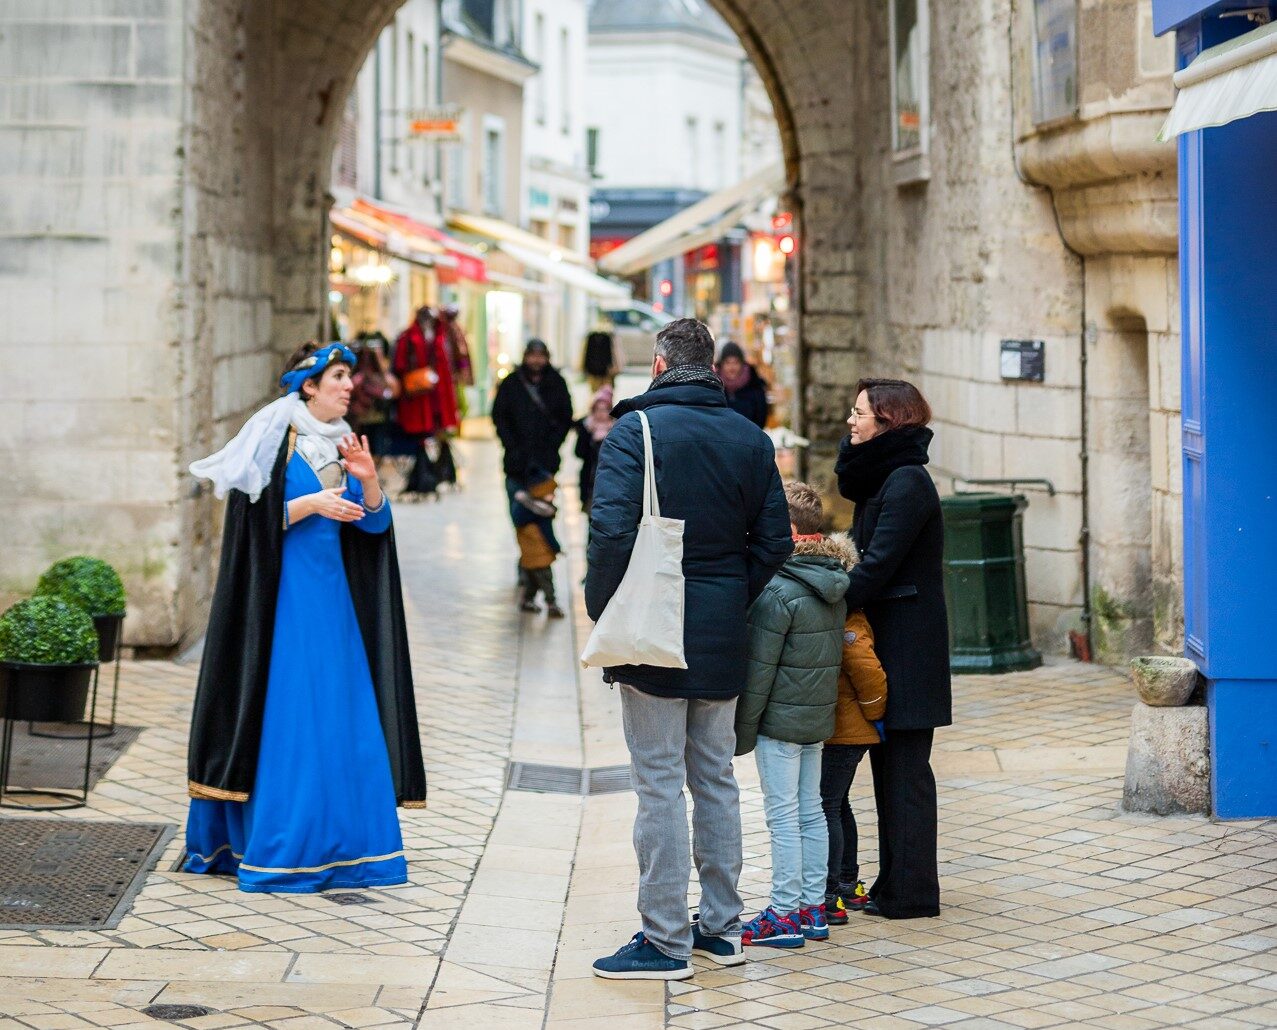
[184,342,427,893]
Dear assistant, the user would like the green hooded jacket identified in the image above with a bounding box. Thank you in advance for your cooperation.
[734,537,854,754]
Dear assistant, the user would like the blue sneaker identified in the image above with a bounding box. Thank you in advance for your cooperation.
[799,904,829,940]
[592,932,693,980]
[691,916,746,966]
[741,907,805,949]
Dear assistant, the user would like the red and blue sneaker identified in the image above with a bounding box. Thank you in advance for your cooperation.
[741,907,804,949]
[799,904,829,940]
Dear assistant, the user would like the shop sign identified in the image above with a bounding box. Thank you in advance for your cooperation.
[1000,339,1045,382]
[408,105,464,141]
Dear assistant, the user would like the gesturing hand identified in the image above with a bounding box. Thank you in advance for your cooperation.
[312,487,365,522]
[338,433,377,483]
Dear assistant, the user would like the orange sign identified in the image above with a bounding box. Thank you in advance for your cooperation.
[410,118,460,136]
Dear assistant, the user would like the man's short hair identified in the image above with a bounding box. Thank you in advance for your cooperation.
[784,482,824,535]
[654,318,715,368]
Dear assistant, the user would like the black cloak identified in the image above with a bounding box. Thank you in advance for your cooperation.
[187,430,427,807]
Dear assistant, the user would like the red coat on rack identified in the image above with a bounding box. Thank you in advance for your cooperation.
[394,318,459,436]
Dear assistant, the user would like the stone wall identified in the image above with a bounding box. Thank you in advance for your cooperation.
[0,0,188,643]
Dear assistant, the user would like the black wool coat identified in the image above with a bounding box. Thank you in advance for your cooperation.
[840,428,952,730]
[723,366,771,429]
[491,364,574,480]
[585,382,794,701]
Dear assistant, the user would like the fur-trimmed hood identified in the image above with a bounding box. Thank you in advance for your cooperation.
[792,534,859,570]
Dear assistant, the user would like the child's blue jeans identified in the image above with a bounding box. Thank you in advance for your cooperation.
[754,735,828,912]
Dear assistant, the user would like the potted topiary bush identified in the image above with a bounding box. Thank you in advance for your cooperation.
[35,556,127,662]
[0,596,100,722]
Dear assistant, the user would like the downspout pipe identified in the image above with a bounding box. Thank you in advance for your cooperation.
[1006,2,1093,658]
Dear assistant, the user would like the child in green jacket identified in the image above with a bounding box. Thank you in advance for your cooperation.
[735,482,853,948]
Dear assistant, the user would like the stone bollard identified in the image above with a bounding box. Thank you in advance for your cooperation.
[1122,656,1210,816]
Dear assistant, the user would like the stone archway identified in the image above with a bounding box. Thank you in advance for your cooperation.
[2,1,1093,652]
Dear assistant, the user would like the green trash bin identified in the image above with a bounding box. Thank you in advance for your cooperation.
[941,493,1042,674]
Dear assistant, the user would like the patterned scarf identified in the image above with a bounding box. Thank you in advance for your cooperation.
[650,364,725,393]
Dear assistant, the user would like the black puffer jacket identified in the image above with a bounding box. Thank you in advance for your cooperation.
[839,426,951,730]
[491,364,573,479]
[585,381,794,700]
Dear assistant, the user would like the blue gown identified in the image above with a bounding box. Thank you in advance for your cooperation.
[184,453,408,892]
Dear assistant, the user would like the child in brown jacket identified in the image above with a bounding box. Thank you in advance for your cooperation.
[820,607,887,923]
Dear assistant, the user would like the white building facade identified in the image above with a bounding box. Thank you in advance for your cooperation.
[521,0,592,369]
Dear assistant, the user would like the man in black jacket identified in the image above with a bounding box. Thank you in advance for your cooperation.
[586,318,793,981]
[490,339,573,481]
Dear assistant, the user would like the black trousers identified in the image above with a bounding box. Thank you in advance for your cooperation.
[819,744,870,892]
[868,727,940,918]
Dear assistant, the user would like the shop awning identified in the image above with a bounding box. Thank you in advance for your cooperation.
[330,197,488,282]
[447,210,591,266]
[498,241,632,300]
[597,163,786,277]
[1159,21,1277,140]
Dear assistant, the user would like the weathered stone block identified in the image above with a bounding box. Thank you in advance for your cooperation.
[1122,703,1210,816]
[1130,655,1198,707]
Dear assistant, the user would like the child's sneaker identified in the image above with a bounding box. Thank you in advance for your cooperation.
[741,907,804,949]
[799,905,829,940]
[841,880,868,911]
[825,890,849,925]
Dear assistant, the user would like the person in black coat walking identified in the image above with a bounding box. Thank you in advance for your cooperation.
[716,341,770,429]
[587,318,793,980]
[838,378,950,920]
[491,339,574,481]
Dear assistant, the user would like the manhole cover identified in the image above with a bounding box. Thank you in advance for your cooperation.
[0,819,174,930]
[586,765,633,795]
[143,1004,215,1021]
[330,892,375,905]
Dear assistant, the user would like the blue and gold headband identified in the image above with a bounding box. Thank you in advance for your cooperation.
[279,343,356,394]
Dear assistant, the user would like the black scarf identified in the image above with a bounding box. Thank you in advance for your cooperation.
[650,364,725,393]
[836,425,933,504]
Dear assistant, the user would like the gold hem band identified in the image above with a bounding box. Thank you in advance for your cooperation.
[238,849,406,875]
[401,800,427,809]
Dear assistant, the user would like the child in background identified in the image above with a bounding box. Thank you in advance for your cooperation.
[509,471,563,618]
[733,483,853,948]
[821,604,888,923]
[573,387,615,513]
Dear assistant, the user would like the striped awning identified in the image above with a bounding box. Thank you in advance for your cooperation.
[1160,21,1277,140]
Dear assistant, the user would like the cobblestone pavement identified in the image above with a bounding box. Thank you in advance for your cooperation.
[2,437,1276,1029]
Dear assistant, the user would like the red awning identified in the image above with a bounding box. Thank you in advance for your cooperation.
[350,198,487,283]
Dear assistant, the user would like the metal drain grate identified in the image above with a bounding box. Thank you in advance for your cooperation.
[585,765,633,795]
[506,763,634,796]
[8,724,142,792]
[144,1005,215,1022]
[0,819,174,930]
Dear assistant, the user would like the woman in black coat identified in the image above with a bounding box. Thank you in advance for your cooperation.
[838,378,951,919]
[716,341,771,428]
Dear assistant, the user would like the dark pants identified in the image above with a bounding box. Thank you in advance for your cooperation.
[819,744,870,892]
[869,728,940,918]
[520,567,556,605]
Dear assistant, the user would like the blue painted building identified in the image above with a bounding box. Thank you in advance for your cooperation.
[1153,1,1277,818]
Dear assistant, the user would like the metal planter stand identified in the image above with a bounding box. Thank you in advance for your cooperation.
[0,660,101,810]
[27,613,123,741]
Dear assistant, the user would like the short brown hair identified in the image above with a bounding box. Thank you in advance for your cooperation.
[784,481,824,535]
[856,378,932,431]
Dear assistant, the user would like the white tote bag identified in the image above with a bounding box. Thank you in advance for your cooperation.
[581,411,688,670]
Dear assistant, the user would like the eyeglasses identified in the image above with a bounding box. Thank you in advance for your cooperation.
[850,408,875,422]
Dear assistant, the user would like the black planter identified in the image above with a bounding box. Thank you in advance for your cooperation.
[0,661,96,722]
[92,613,125,662]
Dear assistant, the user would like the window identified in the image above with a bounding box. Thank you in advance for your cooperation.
[586,127,600,177]
[712,121,726,188]
[560,27,571,135]
[447,122,466,208]
[482,116,505,216]
[686,116,699,189]
[1031,0,1077,125]
[889,0,928,156]
[406,31,416,174]
[533,12,546,125]
[387,24,400,173]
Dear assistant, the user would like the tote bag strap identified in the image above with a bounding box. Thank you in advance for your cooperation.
[637,410,660,519]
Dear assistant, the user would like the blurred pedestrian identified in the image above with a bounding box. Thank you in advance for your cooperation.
[573,386,615,512]
[716,341,770,428]
[394,306,459,497]
[583,325,621,391]
[491,339,573,483]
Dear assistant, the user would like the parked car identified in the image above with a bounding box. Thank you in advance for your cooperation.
[598,302,675,369]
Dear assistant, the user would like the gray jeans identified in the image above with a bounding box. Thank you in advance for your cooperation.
[619,684,744,959]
